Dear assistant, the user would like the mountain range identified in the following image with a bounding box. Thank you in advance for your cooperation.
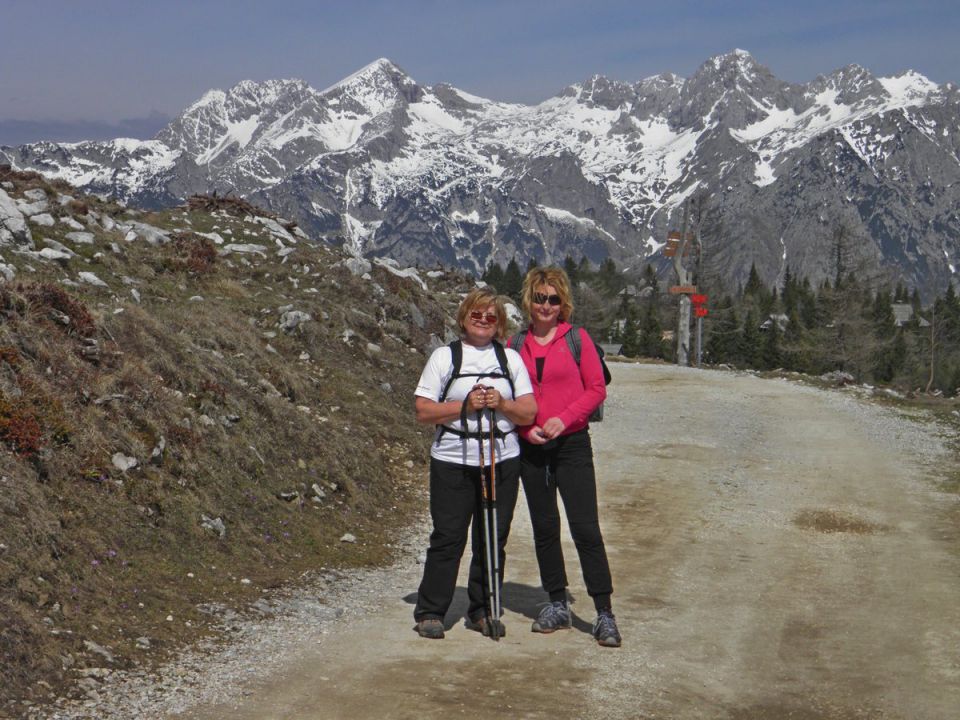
[3,50,959,291]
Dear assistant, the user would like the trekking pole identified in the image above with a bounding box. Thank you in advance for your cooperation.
[488,407,502,635]
[476,402,500,641]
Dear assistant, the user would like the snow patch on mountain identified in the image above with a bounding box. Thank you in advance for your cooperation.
[879,71,941,107]
[196,115,261,164]
[539,205,616,242]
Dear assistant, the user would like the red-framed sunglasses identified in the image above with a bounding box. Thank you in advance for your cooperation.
[469,310,498,324]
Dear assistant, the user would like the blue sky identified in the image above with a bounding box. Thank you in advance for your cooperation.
[1,0,957,139]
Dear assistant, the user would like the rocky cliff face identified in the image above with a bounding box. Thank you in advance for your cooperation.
[3,51,959,291]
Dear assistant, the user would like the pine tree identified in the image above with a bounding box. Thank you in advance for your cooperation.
[578,256,593,282]
[597,257,621,294]
[782,310,806,371]
[782,265,798,317]
[872,287,895,338]
[642,263,659,294]
[894,281,907,303]
[482,261,504,292]
[800,290,819,330]
[621,311,640,358]
[705,296,739,364]
[910,287,922,314]
[762,317,782,370]
[744,262,763,298]
[501,258,523,301]
[741,308,762,368]
[638,301,664,359]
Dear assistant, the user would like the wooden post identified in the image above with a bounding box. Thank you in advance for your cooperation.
[673,203,691,366]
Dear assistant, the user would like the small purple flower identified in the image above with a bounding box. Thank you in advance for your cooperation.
[107,549,117,558]
[91,559,100,566]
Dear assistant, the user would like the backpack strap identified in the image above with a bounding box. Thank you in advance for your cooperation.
[438,340,463,403]
[491,339,515,399]
[565,326,612,385]
[564,326,582,365]
[508,330,528,352]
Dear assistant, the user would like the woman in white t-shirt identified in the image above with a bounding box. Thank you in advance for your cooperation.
[412,288,536,639]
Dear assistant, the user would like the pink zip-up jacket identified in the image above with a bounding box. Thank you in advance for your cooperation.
[508,322,606,441]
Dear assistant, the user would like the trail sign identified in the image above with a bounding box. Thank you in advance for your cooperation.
[691,294,708,305]
[669,285,697,295]
[663,240,692,258]
[694,306,709,318]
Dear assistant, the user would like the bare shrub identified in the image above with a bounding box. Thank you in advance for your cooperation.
[21,283,96,338]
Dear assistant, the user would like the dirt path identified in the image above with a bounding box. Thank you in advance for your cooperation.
[173,364,960,720]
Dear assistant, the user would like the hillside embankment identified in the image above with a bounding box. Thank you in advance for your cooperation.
[26,363,960,720]
[0,168,467,716]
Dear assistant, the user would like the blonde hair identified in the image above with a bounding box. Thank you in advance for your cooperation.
[521,266,574,322]
[457,287,508,340]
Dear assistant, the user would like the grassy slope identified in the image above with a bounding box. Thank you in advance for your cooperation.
[0,170,462,713]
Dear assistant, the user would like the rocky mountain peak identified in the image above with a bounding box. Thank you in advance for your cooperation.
[156,78,314,164]
[676,50,796,129]
[809,64,884,105]
[4,52,959,292]
[322,58,423,109]
[567,75,635,110]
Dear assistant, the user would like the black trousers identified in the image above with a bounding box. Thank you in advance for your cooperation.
[414,456,520,622]
[520,429,613,610]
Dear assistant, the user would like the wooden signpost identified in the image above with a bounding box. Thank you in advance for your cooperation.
[666,204,705,367]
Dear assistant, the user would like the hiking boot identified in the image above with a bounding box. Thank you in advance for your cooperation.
[592,609,621,647]
[465,615,506,638]
[531,600,572,633]
[416,617,445,639]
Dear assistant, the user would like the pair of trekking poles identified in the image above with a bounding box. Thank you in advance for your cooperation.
[464,387,503,641]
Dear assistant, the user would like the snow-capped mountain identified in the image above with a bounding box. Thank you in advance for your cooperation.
[3,51,959,290]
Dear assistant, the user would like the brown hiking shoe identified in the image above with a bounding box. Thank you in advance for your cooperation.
[464,615,506,638]
[416,618,445,639]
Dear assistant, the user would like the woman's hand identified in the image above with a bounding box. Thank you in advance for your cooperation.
[526,426,549,445]
[482,386,502,409]
[468,384,489,411]
[540,417,566,440]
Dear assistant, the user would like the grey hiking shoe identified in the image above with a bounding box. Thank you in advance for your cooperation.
[592,609,621,647]
[416,617,445,639]
[531,600,572,633]
[464,615,506,638]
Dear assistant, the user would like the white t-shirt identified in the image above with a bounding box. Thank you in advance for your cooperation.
[415,342,533,466]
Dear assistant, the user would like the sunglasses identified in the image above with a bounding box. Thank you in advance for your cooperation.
[469,310,498,324]
[533,292,562,306]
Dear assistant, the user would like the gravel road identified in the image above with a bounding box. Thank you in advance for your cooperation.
[37,364,960,720]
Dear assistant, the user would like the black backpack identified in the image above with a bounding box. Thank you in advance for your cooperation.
[435,339,516,441]
[509,326,611,422]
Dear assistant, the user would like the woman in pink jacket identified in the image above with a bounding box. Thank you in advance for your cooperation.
[509,266,621,647]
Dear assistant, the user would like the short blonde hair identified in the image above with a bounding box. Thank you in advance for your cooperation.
[521,266,574,322]
[457,287,508,340]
